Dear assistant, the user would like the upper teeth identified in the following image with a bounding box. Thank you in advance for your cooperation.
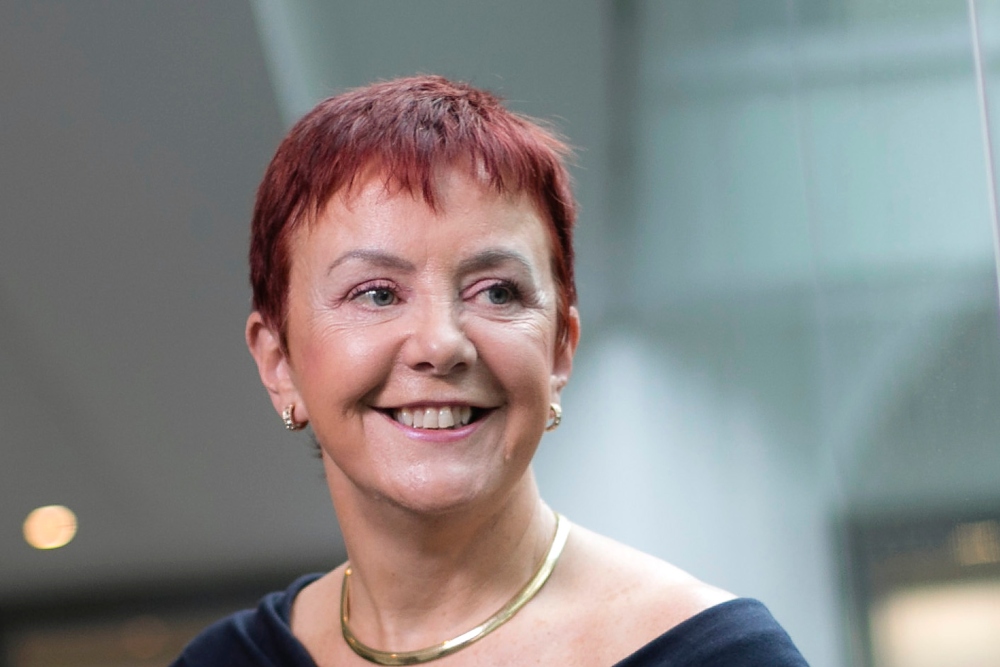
[394,406,473,429]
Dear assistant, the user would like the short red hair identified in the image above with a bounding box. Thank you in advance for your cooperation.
[250,75,578,347]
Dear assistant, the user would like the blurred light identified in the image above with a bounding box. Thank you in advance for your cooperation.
[23,505,78,550]
[870,580,1000,667]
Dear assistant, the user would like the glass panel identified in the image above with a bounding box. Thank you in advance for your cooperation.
[973,0,1000,297]
[603,1,1000,665]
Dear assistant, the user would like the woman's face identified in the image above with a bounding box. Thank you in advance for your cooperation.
[249,168,578,515]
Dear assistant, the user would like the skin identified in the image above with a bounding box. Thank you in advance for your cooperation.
[247,168,734,666]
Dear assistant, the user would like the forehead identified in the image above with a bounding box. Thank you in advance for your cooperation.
[292,168,554,270]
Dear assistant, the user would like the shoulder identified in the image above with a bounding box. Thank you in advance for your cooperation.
[558,523,735,627]
[615,598,810,666]
[171,609,258,666]
[171,574,321,667]
[547,523,805,666]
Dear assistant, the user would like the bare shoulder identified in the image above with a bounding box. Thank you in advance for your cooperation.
[546,522,736,665]
[560,523,736,614]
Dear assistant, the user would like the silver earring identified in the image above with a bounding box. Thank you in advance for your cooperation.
[545,403,562,432]
[282,404,307,431]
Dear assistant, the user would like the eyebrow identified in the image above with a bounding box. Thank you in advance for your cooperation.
[457,249,536,277]
[326,249,416,275]
[327,248,537,278]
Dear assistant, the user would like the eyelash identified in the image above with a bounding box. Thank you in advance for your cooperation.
[474,279,524,306]
[347,280,399,307]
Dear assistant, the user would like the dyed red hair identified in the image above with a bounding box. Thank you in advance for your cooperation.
[249,75,577,347]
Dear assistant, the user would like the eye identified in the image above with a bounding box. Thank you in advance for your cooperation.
[474,281,521,306]
[349,282,399,308]
[485,284,514,305]
[367,288,397,307]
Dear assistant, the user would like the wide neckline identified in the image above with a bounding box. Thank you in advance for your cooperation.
[268,574,765,667]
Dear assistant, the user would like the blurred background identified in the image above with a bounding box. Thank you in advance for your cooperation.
[2,0,1000,665]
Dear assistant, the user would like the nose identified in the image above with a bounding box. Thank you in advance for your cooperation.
[401,297,477,375]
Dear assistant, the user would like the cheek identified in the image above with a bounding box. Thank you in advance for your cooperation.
[296,322,398,406]
[472,319,555,399]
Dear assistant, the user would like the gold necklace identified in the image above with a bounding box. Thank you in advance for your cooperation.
[341,512,571,665]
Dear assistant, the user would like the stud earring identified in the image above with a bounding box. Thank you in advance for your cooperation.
[545,403,562,432]
[282,404,308,431]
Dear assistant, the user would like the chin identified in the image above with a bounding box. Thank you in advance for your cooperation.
[376,465,510,516]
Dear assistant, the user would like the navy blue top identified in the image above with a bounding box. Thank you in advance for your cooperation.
[173,574,809,666]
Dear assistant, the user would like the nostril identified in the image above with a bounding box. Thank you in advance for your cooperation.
[411,361,436,373]
[404,332,477,375]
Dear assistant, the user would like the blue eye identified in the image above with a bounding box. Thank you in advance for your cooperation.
[350,283,398,307]
[485,283,516,305]
[366,288,397,307]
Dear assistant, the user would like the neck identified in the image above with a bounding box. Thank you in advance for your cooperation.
[323,457,556,652]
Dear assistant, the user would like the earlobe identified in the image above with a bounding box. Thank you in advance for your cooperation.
[245,312,308,421]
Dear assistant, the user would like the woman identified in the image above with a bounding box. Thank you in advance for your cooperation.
[174,76,808,666]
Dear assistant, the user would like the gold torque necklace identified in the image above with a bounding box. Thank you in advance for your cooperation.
[341,512,571,665]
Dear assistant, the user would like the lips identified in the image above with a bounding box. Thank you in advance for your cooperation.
[391,405,475,430]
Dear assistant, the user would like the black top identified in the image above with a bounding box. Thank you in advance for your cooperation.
[172,574,809,666]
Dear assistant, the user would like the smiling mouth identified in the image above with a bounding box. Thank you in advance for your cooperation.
[385,405,486,430]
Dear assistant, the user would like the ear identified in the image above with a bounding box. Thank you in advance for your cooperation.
[245,311,309,423]
[550,306,580,402]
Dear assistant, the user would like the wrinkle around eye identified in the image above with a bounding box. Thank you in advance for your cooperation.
[316,289,406,326]
[468,311,555,346]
